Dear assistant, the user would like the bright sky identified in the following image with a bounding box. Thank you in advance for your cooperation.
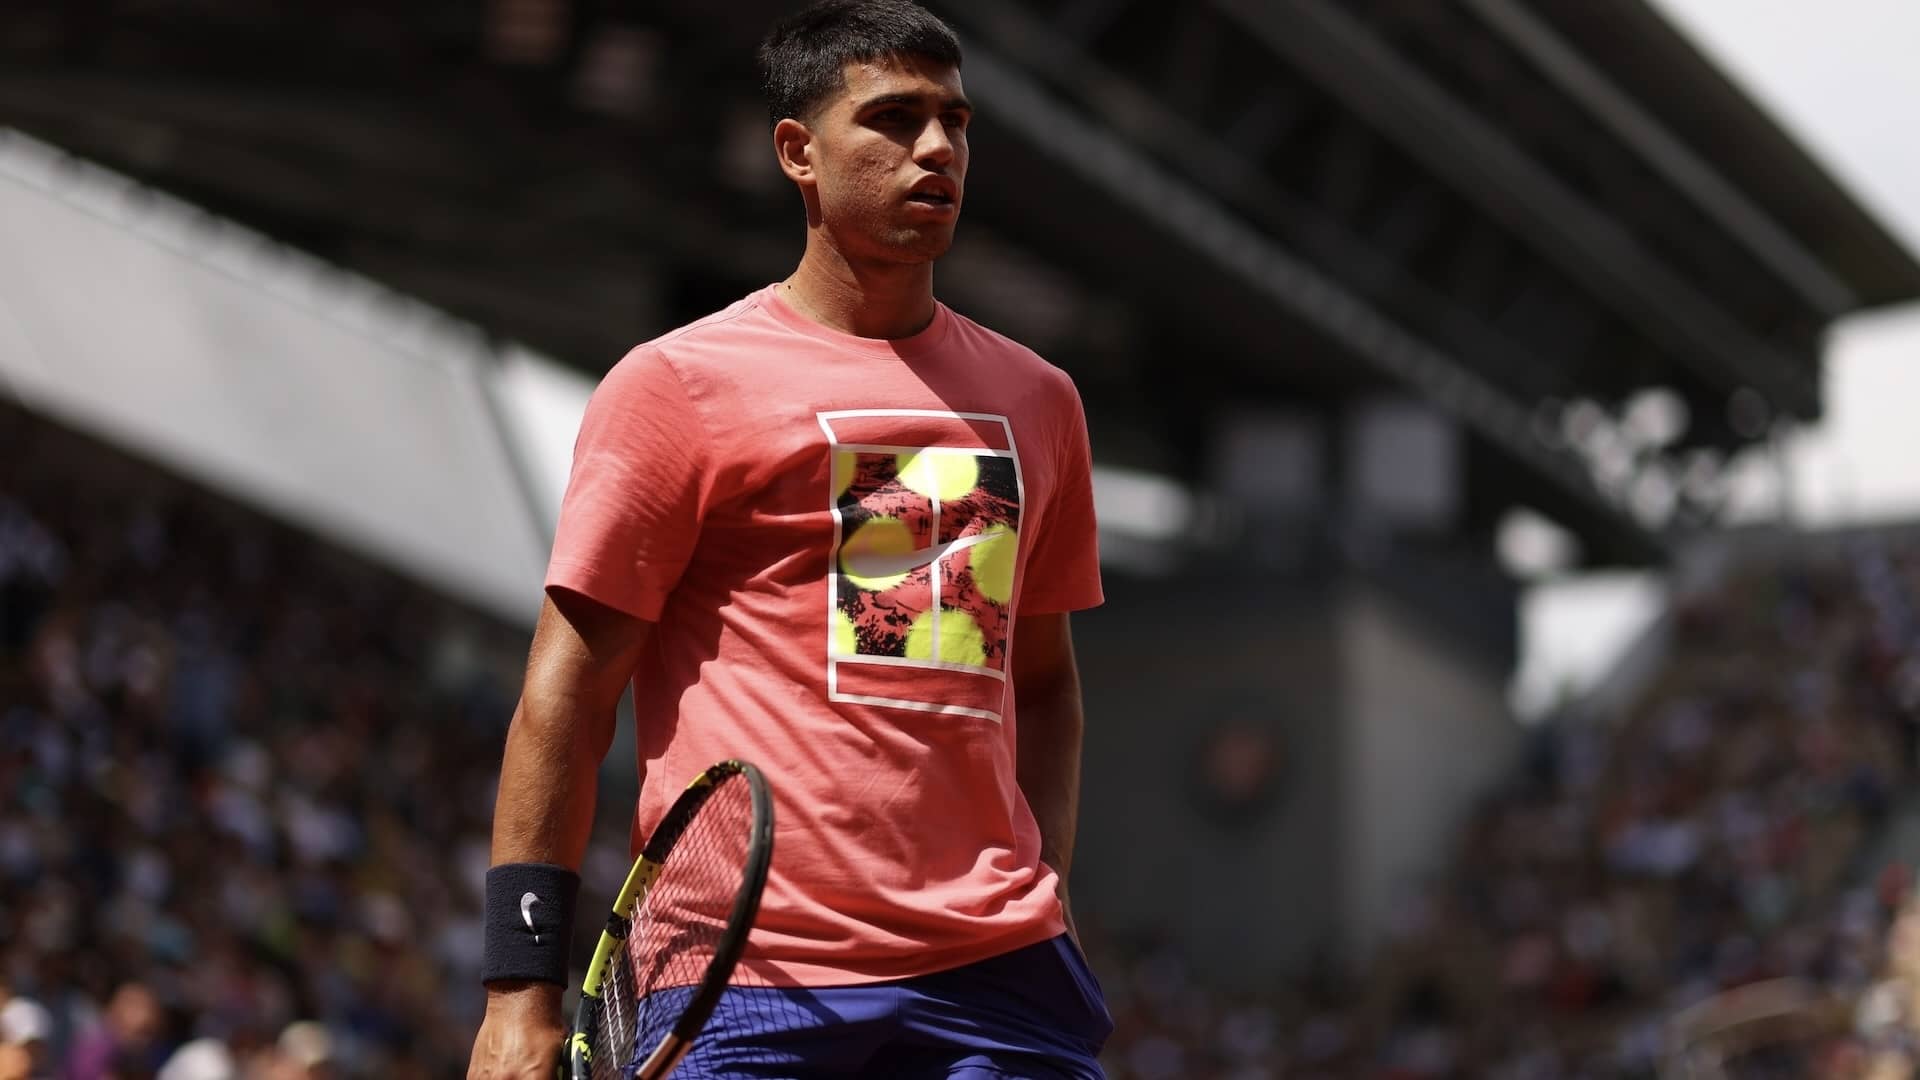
[1514,0,1920,715]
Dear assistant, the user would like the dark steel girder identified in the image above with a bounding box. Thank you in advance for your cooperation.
[959,42,1663,561]
[1056,0,1136,44]
[1456,0,1857,319]
[1214,0,1821,420]
[953,0,1605,411]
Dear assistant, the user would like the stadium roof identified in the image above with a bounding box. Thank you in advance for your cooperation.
[1532,0,1920,308]
[1,0,1914,569]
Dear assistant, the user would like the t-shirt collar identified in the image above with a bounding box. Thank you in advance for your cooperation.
[758,283,952,358]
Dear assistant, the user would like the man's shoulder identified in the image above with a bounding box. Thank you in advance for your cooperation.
[598,290,776,388]
[941,305,1077,392]
[635,290,774,356]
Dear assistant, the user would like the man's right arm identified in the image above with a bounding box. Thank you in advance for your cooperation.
[467,588,653,1080]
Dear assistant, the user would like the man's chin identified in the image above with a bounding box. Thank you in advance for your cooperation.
[878,224,957,262]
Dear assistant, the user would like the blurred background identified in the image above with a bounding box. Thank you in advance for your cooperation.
[4,0,1920,1077]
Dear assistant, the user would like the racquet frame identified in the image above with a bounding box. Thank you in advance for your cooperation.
[567,759,774,1080]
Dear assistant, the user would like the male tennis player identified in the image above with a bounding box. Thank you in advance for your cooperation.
[468,2,1110,1076]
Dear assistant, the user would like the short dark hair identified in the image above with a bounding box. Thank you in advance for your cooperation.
[757,0,963,128]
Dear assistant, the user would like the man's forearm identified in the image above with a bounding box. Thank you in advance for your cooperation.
[1015,674,1087,881]
[481,690,617,1008]
[489,594,650,870]
[489,692,617,869]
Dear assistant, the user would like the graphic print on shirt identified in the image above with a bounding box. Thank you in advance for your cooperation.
[817,410,1025,722]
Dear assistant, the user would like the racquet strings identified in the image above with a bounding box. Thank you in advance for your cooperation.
[589,772,803,1079]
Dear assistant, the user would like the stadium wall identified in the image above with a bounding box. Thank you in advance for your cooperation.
[1340,586,1520,963]
[1071,575,1518,986]
[1072,573,1346,990]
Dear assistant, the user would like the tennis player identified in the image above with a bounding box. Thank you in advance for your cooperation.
[468,1,1110,1076]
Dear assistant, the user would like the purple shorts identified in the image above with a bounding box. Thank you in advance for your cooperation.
[628,934,1112,1079]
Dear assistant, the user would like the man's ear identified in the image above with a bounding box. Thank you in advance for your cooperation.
[773,117,815,186]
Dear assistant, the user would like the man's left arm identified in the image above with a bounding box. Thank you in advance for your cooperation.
[1012,610,1089,942]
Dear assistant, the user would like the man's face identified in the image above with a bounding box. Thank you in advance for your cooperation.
[1890,904,1920,978]
[801,54,971,263]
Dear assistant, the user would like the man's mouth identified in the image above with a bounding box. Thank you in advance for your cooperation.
[906,180,957,208]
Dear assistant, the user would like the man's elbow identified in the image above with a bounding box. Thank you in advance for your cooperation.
[510,681,620,765]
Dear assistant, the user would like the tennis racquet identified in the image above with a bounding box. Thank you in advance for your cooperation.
[566,759,774,1080]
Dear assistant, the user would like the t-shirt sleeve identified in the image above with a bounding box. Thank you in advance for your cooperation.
[544,346,711,622]
[1019,374,1104,614]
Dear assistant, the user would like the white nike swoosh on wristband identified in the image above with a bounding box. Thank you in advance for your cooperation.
[520,891,541,943]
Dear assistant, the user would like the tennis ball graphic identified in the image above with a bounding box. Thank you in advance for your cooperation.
[896,450,980,501]
[905,608,987,667]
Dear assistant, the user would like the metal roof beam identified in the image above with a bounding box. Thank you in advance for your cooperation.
[1214,0,1820,419]
[955,0,1559,401]
[1056,0,1135,44]
[959,42,1661,555]
[1457,0,1857,318]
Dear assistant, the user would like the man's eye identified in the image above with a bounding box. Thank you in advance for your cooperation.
[942,113,968,130]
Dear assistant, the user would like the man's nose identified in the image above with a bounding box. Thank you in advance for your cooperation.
[915,120,955,169]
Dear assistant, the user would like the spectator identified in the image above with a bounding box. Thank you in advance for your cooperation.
[264,1020,336,1079]
[0,995,52,1080]
[156,1037,236,1080]
[66,982,168,1080]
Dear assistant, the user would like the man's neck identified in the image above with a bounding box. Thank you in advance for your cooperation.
[781,237,937,340]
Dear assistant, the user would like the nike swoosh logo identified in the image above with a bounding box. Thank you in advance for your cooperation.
[520,892,541,943]
[841,530,1002,580]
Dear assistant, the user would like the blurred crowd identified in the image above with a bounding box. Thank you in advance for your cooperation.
[1087,537,1920,1078]
[9,400,1920,1079]
[0,406,529,1077]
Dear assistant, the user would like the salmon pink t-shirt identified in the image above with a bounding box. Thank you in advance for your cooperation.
[545,284,1103,986]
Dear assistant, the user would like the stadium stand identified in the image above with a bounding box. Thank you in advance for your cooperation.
[1080,532,1920,1078]
[9,398,1920,1077]
[0,400,536,1078]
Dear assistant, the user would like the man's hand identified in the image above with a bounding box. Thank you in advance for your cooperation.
[467,983,567,1080]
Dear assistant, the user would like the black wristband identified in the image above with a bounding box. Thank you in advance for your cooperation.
[482,862,581,986]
